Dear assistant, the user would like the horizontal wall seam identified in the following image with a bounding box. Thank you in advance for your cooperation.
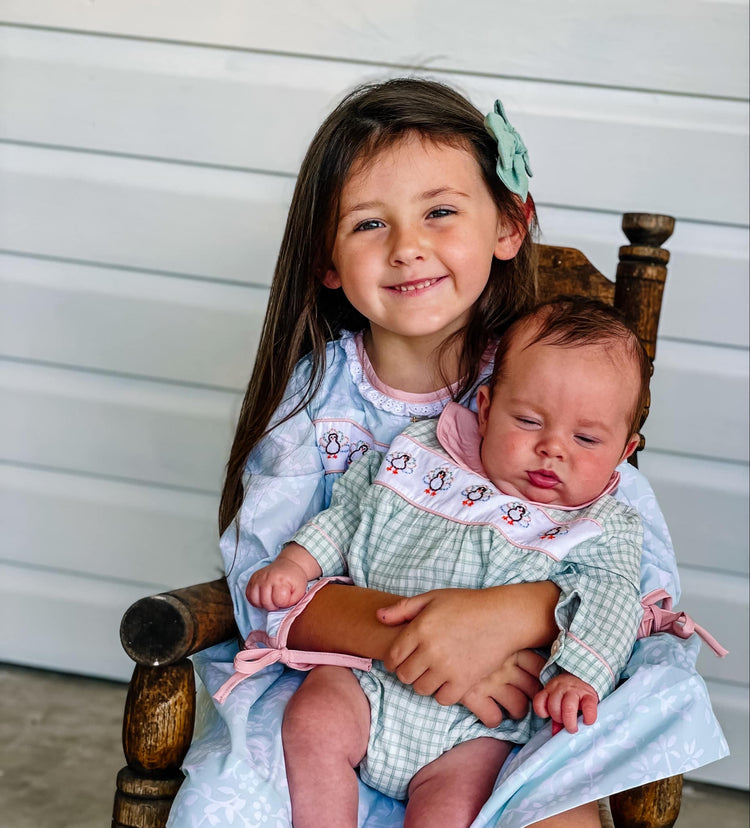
[1,21,747,103]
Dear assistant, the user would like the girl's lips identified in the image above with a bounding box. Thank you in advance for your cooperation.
[527,469,560,489]
[387,276,445,293]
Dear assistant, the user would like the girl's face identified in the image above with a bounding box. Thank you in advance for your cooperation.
[476,329,640,508]
[324,135,522,351]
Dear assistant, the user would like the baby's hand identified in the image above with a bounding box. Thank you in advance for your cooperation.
[246,558,308,611]
[533,672,598,734]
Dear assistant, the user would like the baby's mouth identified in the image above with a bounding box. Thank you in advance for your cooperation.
[527,469,560,489]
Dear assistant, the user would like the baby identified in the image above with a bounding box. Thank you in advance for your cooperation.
[246,296,649,826]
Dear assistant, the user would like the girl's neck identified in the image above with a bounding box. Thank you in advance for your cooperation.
[362,328,463,394]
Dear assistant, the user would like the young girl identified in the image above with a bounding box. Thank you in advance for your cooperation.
[167,78,727,828]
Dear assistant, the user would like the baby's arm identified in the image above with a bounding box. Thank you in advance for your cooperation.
[247,542,322,611]
[533,671,598,733]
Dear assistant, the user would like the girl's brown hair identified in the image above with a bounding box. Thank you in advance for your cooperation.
[220,77,538,535]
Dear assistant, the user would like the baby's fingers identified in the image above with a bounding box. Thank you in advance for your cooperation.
[580,692,598,726]
[559,693,582,733]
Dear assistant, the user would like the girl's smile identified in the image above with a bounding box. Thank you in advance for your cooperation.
[322,134,523,389]
[386,276,446,293]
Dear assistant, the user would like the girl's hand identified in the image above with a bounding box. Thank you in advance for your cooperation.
[533,672,598,734]
[458,649,545,727]
[246,558,309,611]
[378,583,559,703]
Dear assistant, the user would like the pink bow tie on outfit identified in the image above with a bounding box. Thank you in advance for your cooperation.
[213,576,372,704]
[638,588,728,657]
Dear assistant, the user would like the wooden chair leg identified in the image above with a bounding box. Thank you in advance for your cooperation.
[610,774,683,828]
[112,660,195,828]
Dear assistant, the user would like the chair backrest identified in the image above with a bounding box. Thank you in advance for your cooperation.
[534,212,674,462]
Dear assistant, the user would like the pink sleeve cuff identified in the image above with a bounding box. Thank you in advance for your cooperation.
[214,576,372,704]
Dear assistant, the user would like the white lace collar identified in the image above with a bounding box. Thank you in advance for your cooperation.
[340,331,452,419]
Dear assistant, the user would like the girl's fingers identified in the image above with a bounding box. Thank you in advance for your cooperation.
[393,649,432,689]
[377,593,431,626]
[410,669,447,699]
[516,649,546,679]
[382,628,420,673]
[459,689,505,728]
[506,661,543,701]
[532,689,550,719]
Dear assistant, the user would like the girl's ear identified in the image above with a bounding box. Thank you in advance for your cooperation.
[322,269,342,289]
[620,433,641,463]
[476,385,492,437]
[493,219,526,261]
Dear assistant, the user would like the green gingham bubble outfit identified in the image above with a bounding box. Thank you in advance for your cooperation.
[293,403,644,800]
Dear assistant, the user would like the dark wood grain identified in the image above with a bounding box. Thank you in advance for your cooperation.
[610,775,683,828]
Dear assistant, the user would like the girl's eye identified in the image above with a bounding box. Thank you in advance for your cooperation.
[427,207,456,219]
[353,219,385,232]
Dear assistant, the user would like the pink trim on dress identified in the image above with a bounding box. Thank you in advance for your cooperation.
[355,334,456,405]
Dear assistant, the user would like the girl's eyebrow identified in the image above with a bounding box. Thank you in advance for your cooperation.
[341,187,470,216]
[421,186,470,200]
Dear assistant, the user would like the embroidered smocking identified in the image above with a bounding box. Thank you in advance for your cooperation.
[340,331,451,419]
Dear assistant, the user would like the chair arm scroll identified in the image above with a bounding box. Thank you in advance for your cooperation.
[120,578,237,667]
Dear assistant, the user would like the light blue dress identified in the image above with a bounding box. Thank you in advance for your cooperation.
[167,332,728,828]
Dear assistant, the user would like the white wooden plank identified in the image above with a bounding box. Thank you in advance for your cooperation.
[0,360,240,491]
[0,143,293,285]
[645,339,749,463]
[0,464,222,585]
[0,563,155,681]
[686,680,749,789]
[677,568,748,685]
[1,143,747,320]
[0,253,267,389]
[1,27,747,225]
[2,263,747,465]
[0,0,746,98]
[639,452,749,576]
[538,208,750,349]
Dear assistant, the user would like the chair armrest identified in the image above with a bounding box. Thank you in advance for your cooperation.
[120,578,237,666]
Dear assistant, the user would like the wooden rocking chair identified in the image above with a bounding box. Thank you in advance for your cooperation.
[113,212,682,828]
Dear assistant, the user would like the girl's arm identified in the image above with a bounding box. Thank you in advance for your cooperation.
[287,579,559,723]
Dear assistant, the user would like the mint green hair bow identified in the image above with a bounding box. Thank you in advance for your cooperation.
[484,100,533,202]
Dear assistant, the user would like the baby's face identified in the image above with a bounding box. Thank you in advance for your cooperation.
[477,333,640,507]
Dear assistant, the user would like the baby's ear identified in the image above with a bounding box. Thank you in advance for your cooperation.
[476,385,492,436]
[322,269,342,289]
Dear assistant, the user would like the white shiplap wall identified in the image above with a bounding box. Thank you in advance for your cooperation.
[0,1,747,788]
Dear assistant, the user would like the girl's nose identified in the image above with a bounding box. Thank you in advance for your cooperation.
[389,225,426,266]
